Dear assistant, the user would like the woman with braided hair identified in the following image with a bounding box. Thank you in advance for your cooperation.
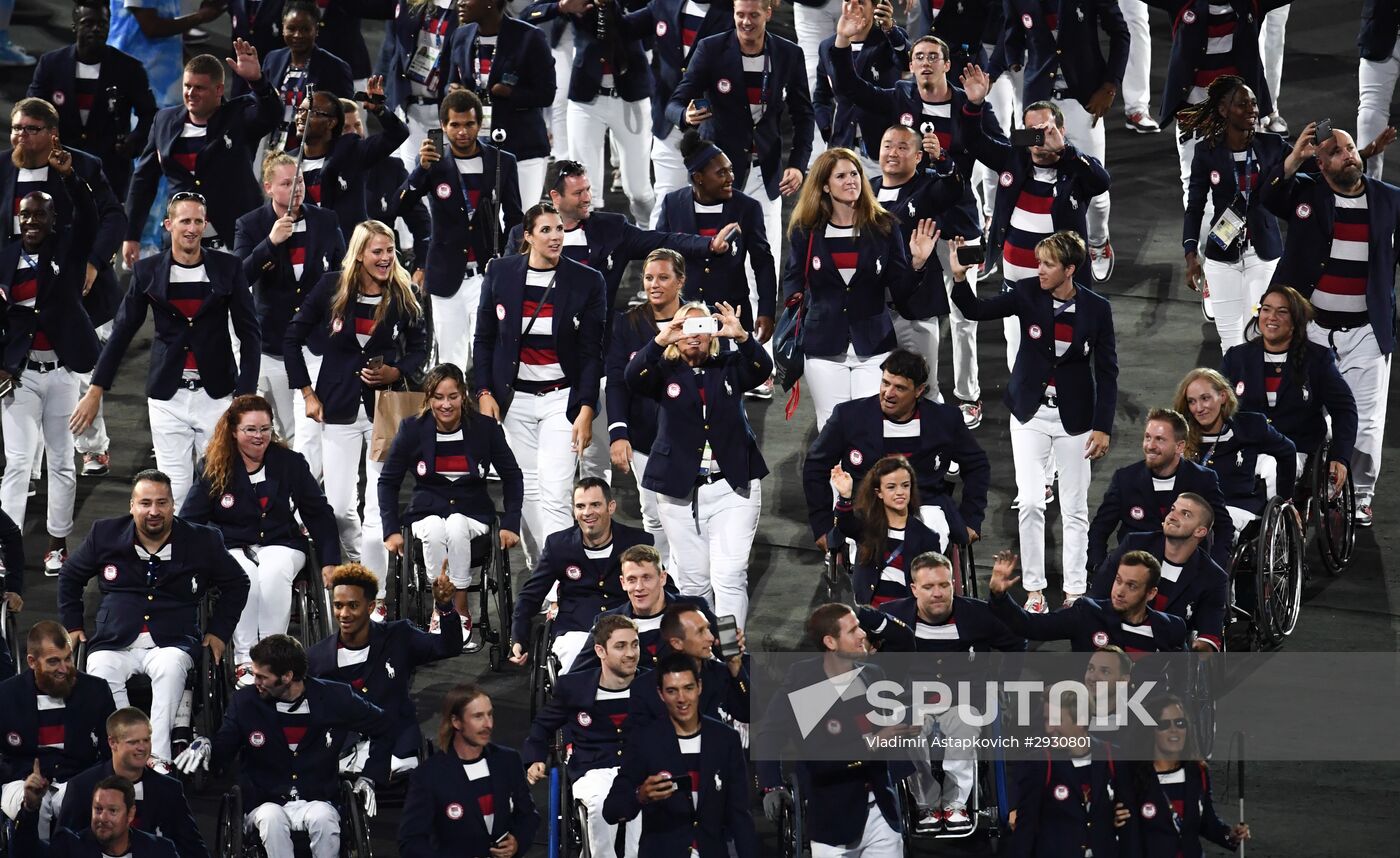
[1177,75,1288,343]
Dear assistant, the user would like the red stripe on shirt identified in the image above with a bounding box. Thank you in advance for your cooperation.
[1334,221,1370,243]
[521,347,559,366]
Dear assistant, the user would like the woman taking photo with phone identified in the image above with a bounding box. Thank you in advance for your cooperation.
[830,455,943,607]
[285,219,429,587]
[625,300,770,627]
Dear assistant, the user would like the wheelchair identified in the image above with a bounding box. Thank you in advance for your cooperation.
[291,550,332,654]
[1298,441,1356,576]
[1225,495,1305,651]
[821,533,978,609]
[527,614,561,721]
[386,515,514,669]
[895,702,1008,851]
[546,729,592,858]
[215,780,373,858]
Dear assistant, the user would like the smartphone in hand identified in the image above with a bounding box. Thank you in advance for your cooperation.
[427,128,445,153]
[715,614,740,659]
[1010,127,1045,147]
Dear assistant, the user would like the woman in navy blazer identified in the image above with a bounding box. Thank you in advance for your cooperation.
[625,300,770,628]
[1174,368,1297,537]
[831,455,944,607]
[182,395,340,684]
[242,0,355,148]
[379,363,523,640]
[949,231,1117,610]
[782,147,925,430]
[1221,284,1358,498]
[285,219,429,586]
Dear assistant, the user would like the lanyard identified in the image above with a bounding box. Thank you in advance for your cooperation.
[455,150,482,219]
[1231,145,1255,209]
[18,248,38,272]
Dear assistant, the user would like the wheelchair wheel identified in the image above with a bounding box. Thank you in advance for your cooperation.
[1311,450,1356,576]
[960,541,979,599]
[484,527,513,672]
[569,798,593,858]
[396,537,432,630]
[1257,501,1305,645]
[528,618,557,721]
[777,776,805,858]
[293,578,328,653]
[1,598,18,676]
[1186,653,1218,759]
[215,786,244,858]
[820,548,853,606]
[339,779,374,858]
[192,644,228,793]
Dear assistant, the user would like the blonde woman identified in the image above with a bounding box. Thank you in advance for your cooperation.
[284,220,429,584]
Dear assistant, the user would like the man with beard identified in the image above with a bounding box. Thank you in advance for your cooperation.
[1261,123,1400,527]
[176,634,389,858]
[57,470,249,769]
[57,709,206,858]
[1091,493,1229,652]
[14,775,179,858]
[0,621,115,835]
[523,615,647,857]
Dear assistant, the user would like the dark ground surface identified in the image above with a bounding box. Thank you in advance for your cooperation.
[2,0,1397,854]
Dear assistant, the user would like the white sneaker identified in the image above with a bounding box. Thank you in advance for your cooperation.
[43,549,66,577]
[1124,111,1161,133]
[1060,591,1084,609]
[235,663,255,688]
[1025,591,1048,614]
[371,600,387,623]
[1088,241,1115,283]
[745,377,774,400]
[943,803,973,832]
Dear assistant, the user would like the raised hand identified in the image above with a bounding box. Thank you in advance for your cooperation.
[830,463,854,498]
[959,63,990,105]
[908,218,941,270]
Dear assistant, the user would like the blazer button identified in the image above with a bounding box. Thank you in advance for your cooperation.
[194,179,202,187]
[143,615,150,621]
[148,594,154,601]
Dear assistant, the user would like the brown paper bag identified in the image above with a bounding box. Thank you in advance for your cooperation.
[370,390,421,462]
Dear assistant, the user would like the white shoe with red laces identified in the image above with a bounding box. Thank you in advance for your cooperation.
[1124,111,1161,133]
[959,400,983,429]
[1025,591,1049,614]
[943,803,973,832]
[1088,241,1115,283]
[1060,591,1084,610]
[235,663,255,688]
[371,600,387,623]
[43,550,66,577]
[1201,282,1215,321]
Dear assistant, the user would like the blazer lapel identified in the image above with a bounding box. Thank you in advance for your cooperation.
[144,252,174,310]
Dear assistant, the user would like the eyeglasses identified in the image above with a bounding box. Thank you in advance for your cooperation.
[170,191,207,205]
[296,106,336,119]
[13,124,50,136]
[237,426,274,437]
[911,53,946,64]
[1154,718,1189,731]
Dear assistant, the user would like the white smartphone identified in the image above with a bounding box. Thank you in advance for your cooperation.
[683,316,719,335]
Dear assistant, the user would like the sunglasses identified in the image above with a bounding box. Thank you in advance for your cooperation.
[171,191,207,206]
[1154,718,1189,731]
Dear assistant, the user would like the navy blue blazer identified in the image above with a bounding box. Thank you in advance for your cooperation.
[0,173,102,376]
[1088,458,1233,571]
[959,102,1111,259]
[834,505,946,605]
[625,336,771,497]
[666,31,815,200]
[951,276,1118,435]
[1259,169,1400,354]
[628,648,750,725]
[383,0,464,112]
[212,677,390,805]
[510,520,650,644]
[1147,0,1283,125]
[58,760,208,858]
[0,670,114,784]
[181,443,341,567]
[307,613,463,786]
[524,0,653,102]
[58,517,250,657]
[472,253,606,421]
[1359,0,1400,60]
[283,272,431,424]
[27,45,158,197]
[1188,411,1296,512]
[505,212,712,313]
[814,27,911,157]
[571,592,716,674]
[803,394,991,538]
[922,0,1000,58]
[288,108,411,240]
[606,308,665,455]
[781,221,915,357]
[125,84,283,243]
[230,0,378,80]
[398,143,523,297]
[1221,339,1358,466]
[657,186,777,322]
[442,17,557,162]
[398,742,540,858]
[877,595,1027,655]
[1010,743,1139,858]
[378,410,524,534]
[871,172,970,307]
[622,0,736,139]
[1090,532,1229,650]
[11,815,178,858]
[991,593,1188,652]
[258,46,354,104]
[754,657,903,847]
[603,715,757,858]
[520,668,650,776]
[1184,133,1286,263]
[1135,761,1237,858]
[93,250,262,400]
[1004,0,1129,105]
[233,202,347,357]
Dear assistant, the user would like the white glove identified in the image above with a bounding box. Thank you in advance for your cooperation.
[173,736,211,774]
[352,776,377,818]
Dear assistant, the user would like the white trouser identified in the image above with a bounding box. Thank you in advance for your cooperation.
[919,504,953,548]
[649,128,689,229]
[87,645,194,761]
[911,706,980,808]
[1011,404,1091,594]
[1309,323,1391,504]
[1226,505,1258,542]
[1058,97,1109,245]
[550,629,590,675]
[810,799,902,857]
[1258,6,1289,115]
[322,409,388,581]
[432,274,483,374]
[517,156,549,207]
[1358,39,1400,179]
[572,766,641,858]
[628,449,669,565]
[742,165,783,285]
[149,388,231,509]
[1,367,79,537]
[294,350,324,480]
[580,379,611,484]
[247,799,340,858]
[977,64,1022,222]
[891,313,944,403]
[1254,450,1307,500]
[807,347,888,431]
[549,27,577,157]
[502,387,577,570]
[568,96,656,227]
[793,0,840,168]
[1202,250,1278,348]
[395,102,441,174]
[1119,0,1152,116]
[412,513,490,589]
[938,240,981,403]
[228,545,307,665]
[1,779,61,837]
[258,354,295,445]
[75,370,109,455]
[657,478,761,626]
